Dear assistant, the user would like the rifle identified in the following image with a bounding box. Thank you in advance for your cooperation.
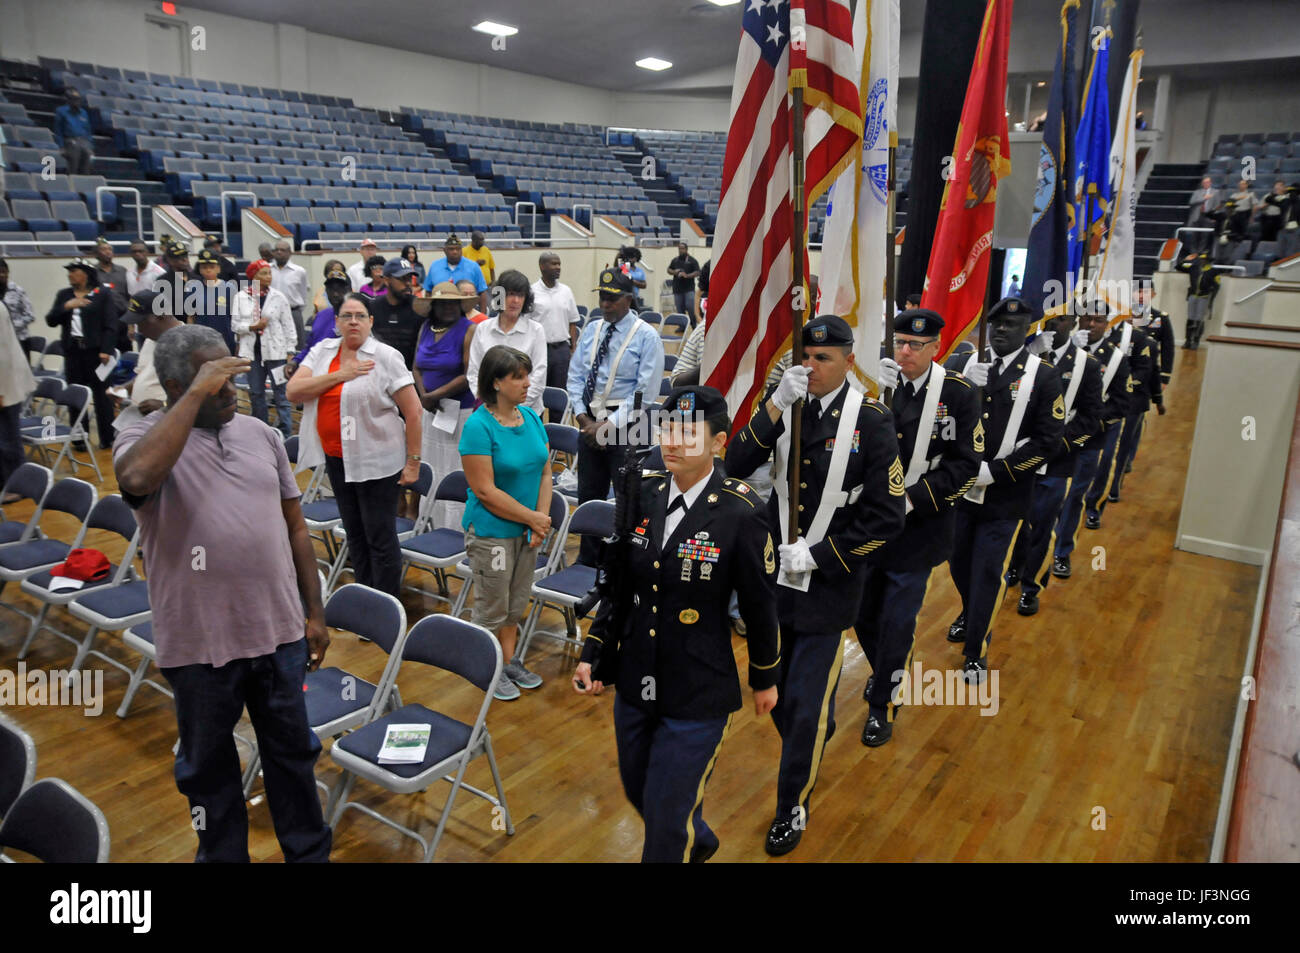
[576,392,652,685]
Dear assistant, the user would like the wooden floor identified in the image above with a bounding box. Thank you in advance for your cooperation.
[0,348,1261,862]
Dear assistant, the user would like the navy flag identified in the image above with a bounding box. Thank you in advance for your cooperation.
[1068,24,1112,283]
[1023,0,1080,329]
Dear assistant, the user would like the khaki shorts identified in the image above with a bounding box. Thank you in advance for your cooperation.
[465,527,536,632]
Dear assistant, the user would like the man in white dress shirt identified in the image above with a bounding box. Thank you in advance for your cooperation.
[270,240,311,352]
[530,252,581,391]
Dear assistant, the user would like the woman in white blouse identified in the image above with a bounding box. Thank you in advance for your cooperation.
[287,293,423,596]
[231,259,297,438]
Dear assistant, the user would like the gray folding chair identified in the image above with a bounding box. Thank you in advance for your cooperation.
[0,714,37,820]
[327,613,514,862]
[0,778,110,863]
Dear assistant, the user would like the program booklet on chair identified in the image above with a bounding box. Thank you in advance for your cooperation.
[377,724,431,764]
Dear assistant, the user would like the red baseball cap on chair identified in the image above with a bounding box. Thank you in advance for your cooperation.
[48,548,112,592]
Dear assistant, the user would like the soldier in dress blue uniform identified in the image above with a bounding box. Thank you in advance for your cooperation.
[1006,310,1103,615]
[573,386,780,863]
[943,297,1064,683]
[1051,300,1132,578]
[1084,301,1146,524]
[726,314,906,856]
[855,309,980,746]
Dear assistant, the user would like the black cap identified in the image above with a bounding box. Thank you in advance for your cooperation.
[124,289,164,322]
[204,234,221,246]
[987,296,1035,323]
[165,240,188,258]
[663,385,729,422]
[594,267,634,296]
[894,308,944,337]
[64,257,98,279]
[324,267,349,285]
[802,314,854,347]
[382,258,414,279]
[195,249,219,265]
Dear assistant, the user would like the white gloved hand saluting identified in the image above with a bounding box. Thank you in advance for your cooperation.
[963,362,992,387]
[974,461,995,487]
[1028,334,1053,356]
[772,364,811,412]
[1071,328,1090,349]
[778,537,818,574]
[877,357,901,390]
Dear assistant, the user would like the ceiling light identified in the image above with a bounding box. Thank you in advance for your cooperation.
[636,57,673,71]
[706,0,743,5]
[1036,81,1046,87]
[472,20,518,37]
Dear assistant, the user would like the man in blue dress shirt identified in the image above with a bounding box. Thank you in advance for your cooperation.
[566,267,665,564]
[53,87,95,175]
[421,234,487,311]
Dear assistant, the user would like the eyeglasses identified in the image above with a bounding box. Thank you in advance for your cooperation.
[893,338,938,352]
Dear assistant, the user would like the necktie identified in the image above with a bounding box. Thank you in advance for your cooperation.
[666,495,686,516]
[804,398,821,428]
[990,358,1003,386]
[663,494,687,550]
[581,321,617,410]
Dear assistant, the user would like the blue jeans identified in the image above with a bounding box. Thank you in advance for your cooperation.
[248,358,293,437]
[162,638,332,863]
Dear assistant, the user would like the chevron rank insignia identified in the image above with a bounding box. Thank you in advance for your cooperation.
[888,457,905,496]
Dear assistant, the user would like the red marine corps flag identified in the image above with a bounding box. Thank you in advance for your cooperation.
[703,0,861,430]
[921,0,1014,359]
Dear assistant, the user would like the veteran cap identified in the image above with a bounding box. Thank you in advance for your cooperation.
[802,313,854,347]
[594,267,635,296]
[894,308,945,337]
[324,267,350,285]
[165,240,189,257]
[123,289,167,322]
[195,249,219,266]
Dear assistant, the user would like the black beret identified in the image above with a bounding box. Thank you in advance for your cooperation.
[663,385,729,421]
[802,313,854,346]
[894,308,944,336]
[987,296,1036,322]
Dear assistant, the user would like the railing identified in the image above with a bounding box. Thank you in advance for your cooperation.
[95,186,142,241]
[1234,282,1275,305]
[220,190,258,248]
[571,203,593,229]
[513,201,537,239]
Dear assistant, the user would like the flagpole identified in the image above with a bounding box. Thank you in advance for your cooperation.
[788,85,807,545]
[883,132,897,401]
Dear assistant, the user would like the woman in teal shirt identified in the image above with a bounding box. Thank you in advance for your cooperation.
[459,344,553,701]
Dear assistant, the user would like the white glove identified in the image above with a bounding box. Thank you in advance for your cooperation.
[904,493,915,515]
[964,362,992,387]
[974,461,994,487]
[1287,220,1298,231]
[772,364,811,412]
[1071,328,1090,348]
[778,537,818,574]
[877,357,901,390]
[1027,334,1053,356]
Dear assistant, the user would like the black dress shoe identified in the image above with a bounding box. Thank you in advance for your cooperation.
[1017,592,1039,616]
[1107,490,1120,503]
[1085,513,1101,530]
[765,817,803,856]
[962,657,988,685]
[861,714,893,747]
[1052,556,1071,579]
[1004,567,1019,586]
[862,674,874,701]
[947,616,966,643]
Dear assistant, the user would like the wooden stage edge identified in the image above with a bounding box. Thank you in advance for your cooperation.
[0,348,1267,862]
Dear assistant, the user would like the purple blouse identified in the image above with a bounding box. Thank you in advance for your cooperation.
[414,315,474,408]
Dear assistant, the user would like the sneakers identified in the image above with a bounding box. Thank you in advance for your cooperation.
[494,671,521,701]
[504,659,542,690]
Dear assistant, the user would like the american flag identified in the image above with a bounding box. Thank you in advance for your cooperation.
[703,0,861,430]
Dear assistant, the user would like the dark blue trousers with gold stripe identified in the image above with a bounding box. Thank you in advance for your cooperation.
[1085,419,1124,519]
[1015,475,1070,598]
[771,630,845,822]
[1109,412,1146,496]
[1055,442,1104,562]
[854,566,933,722]
[613,693,731,863]
[950,510,1023,660]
